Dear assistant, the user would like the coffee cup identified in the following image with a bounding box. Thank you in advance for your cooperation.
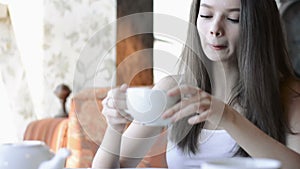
[202,157,281,169]
[125,87,178,126]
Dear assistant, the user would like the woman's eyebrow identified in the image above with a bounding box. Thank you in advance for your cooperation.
[200,3,240,12]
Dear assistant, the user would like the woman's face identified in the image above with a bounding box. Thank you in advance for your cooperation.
[197,0,240,62]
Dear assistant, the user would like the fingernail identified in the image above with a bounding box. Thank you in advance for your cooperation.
[120,84,128,91]
[171,117,177,123]
[188,119,193,124]
[167,91,174,96]
[162,112,169,119]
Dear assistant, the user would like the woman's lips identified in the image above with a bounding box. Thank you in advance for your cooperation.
[210,44,227,50]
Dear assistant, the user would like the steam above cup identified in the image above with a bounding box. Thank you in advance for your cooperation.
[125,87,178,126]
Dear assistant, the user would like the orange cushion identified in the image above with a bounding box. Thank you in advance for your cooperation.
[23,117,69,152]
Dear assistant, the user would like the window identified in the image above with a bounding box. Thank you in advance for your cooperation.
[153,0,193,83]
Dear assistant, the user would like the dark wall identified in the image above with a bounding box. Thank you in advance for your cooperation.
[116,0,154,86]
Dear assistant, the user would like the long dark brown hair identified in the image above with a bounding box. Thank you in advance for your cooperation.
[170,0,294,156]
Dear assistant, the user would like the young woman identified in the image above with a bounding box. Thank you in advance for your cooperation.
[92,0,300,168]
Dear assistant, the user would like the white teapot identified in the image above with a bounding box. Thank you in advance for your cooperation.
[0,141,71,169]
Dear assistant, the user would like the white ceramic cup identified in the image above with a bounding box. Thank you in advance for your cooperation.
[202,157,281,169]
[125,87,178,126]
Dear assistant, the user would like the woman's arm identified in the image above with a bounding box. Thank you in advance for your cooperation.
[92,75,180,168]
[120,124,165,167]
[92,124,164,168]
[221,105,300,169]
[163,84,300,169]
[92,126,123,168]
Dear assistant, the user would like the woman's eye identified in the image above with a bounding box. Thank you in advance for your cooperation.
[227,18,239,23]
[200,15,212,19]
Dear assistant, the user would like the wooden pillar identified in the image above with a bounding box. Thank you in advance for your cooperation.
[117,0,154,86]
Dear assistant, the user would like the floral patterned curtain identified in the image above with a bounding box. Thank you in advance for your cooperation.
[0,3,34,143]
[0,0,116,143]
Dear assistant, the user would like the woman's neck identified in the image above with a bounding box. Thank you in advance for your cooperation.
[211,61,238,103]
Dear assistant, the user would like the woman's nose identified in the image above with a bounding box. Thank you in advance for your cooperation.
[210,19,224,37]
[210,30,222,37]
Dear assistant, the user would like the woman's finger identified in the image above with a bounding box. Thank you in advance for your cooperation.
[102,96,127,110]
[112,99,127,110]
[107,84,128,100]
[120,83,128,92]
[119,110,133,120]
[162,99,192,119]
[187,110,210,125]
[167,85,201,97]
[162,94,210,119]
[102,108,122,117]
[170,101,210,122]
[107,116,130,125]
[102,107,132,119]
[103,108,132,123]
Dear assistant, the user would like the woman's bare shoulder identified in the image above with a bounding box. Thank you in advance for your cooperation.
[281,77,300,99]
[152,75,181,91]
[281,77,300,133]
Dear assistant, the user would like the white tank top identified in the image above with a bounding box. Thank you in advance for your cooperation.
[166,129,238,169]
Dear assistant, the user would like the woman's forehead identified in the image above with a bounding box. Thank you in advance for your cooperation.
[200,0,241,10]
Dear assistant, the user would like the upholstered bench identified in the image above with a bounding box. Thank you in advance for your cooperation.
[23,117,69,153]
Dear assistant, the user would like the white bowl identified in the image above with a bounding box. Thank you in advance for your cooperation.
[202,157,281,169]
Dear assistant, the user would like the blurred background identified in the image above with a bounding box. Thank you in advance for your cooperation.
[2,0,297,168]
[0,0,194,144]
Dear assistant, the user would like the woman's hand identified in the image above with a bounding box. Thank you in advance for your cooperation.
[162,85,226,126]
[102,84,133,133]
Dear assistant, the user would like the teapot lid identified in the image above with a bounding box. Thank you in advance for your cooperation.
[1,140,46,148]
